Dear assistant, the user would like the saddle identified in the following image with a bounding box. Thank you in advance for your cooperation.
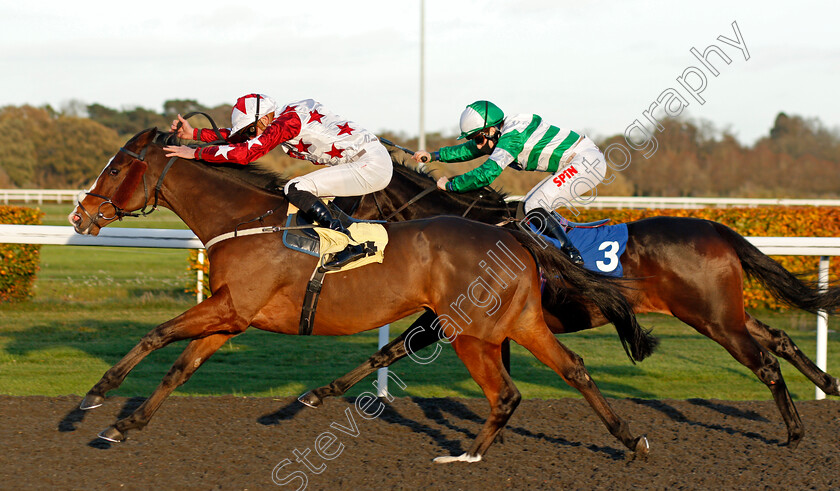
[514,202,627,277]
[283,201,362,257]
[286,201,387,336]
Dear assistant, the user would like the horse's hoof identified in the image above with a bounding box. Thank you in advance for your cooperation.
[433,452,482,464]
[298,391,323,408]
[784,432,803,450]
[630,435,650,461]
[79,394,105,410]
[97,426,125,443]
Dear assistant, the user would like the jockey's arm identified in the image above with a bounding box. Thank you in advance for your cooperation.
[446,159,503,192]
[439,140,483,162]
[444,132,522,192]
[169,114,232,142]
[194,127,233,142]
[178,112,303,165]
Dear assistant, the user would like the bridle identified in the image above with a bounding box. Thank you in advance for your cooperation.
[76,135,179,228]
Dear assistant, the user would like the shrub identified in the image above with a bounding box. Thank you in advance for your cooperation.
[0,206,43,302]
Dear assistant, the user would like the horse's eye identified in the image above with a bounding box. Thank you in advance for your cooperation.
[109,168,120,176]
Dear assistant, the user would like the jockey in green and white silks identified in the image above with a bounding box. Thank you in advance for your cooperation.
[414,100,608,265]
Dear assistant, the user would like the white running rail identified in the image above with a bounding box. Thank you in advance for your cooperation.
[0,224,837,400]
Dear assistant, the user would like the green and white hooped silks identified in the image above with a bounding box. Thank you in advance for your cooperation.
[440,112,608,213]
[522,137,607,213]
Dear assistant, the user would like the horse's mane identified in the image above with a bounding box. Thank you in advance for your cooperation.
[143,129,290,195]
[193,160,290,195]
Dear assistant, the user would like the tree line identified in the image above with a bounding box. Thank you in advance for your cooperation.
[0,101,838,198]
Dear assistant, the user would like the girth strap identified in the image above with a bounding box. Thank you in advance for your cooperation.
[299,264,328,335]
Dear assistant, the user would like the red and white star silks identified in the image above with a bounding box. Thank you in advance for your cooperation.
[194,99,377,166]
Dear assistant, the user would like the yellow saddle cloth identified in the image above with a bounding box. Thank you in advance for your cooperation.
[313,222,388,273]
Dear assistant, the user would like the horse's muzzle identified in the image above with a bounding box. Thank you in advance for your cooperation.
[68,209,98,236]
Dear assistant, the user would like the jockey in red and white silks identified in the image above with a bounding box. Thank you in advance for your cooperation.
[167,95,392,198]
[164,94,392,267]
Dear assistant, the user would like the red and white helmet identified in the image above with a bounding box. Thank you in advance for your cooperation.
[230,93,278,134]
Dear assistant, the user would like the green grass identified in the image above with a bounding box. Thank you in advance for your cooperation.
[1,203,838,401]
[1,302,837,400]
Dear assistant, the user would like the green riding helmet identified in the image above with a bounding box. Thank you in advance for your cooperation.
[458,100,505,140]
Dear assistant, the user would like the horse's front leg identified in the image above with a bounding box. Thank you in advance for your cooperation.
[80,287,241,410]
[514,327,649,459]
[98,332,235,442]
[433,335,520,463]
[299,310,440,407]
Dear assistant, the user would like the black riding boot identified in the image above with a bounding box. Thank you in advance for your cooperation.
[308,201,351,237]
[547,220,584,266]
[530,208,584,266]
[286,184,373,269]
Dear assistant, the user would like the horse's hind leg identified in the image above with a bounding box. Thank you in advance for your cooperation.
[512,326,649,457]
[721,331,803,447]
[674,308,804,447]
[433,335,520,463]
[299,310,440,408]
[80,289,239,410]
[746,313,840,396]
[98,333,235,442]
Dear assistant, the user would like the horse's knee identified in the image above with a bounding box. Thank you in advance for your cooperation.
[562,353,593,387]
[755,353,783,387]
[769,328,799,357]
[138,330,167,351]
[498,382,521,414]
[370,344,407,368]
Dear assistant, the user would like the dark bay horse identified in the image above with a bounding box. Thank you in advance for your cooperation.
[68,128,656,462]
[306,155,840,449]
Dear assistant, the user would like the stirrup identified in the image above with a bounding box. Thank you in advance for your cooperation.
[322,241,377,271]
[564,246,584,266]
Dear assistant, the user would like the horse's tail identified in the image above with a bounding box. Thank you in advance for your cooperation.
[713,222,840,314]
[508,228,658,363]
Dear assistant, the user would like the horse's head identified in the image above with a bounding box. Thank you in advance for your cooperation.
[69,128,162,235]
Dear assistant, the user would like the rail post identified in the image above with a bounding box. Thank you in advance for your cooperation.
[816,256,830,400]
[196,249,205,304]
[376,324,390,397]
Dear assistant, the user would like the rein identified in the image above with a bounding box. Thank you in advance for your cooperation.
[379,185,437,221]
[461,193,484,218]
[178,111,227,145]
[373,184,498,222]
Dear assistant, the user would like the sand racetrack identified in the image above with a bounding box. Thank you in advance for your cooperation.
[0,395,838,490]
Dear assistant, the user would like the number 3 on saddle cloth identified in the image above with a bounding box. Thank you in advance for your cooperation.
[529,221,629,277]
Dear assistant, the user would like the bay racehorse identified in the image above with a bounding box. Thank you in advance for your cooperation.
[304,152,840,449]
[68,128,657,462]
